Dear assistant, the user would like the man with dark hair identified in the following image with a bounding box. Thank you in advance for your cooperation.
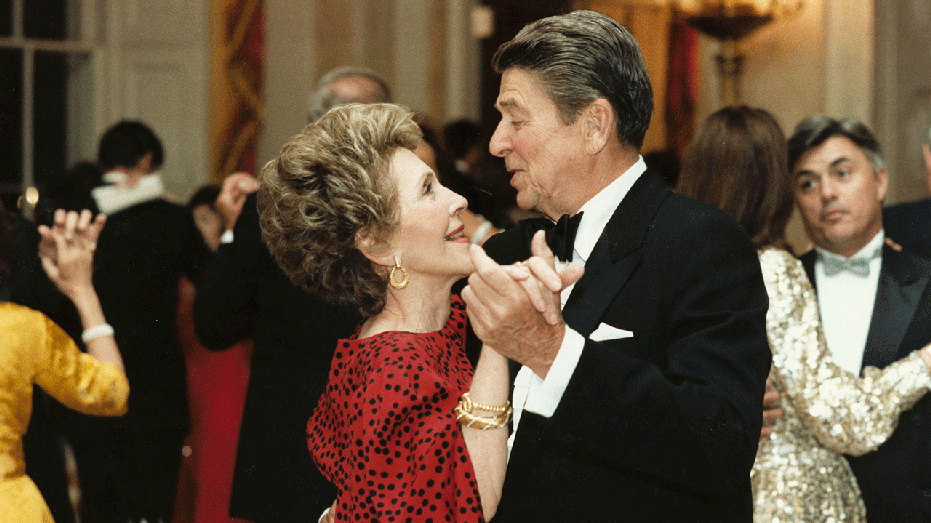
[97,120,165,174]
[69,120,209,523]
[789,115,931,521]
[462,11,771,521]
[193,66,389,522]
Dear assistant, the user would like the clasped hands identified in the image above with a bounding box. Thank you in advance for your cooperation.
[462,230,584,378]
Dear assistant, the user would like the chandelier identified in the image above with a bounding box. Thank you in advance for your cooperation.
[671,0,805,104]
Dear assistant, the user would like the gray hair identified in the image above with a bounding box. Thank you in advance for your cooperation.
[492,10,653,150]
[787,116,886,174]
[306,66,392,122]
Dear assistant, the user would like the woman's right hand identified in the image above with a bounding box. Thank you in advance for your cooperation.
[38,209,106,302]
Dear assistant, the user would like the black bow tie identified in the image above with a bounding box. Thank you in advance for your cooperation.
[546,212,584,262]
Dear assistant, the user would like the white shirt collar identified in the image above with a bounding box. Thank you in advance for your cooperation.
[814,229,885,263]
[573,156,646,262]
[92,172,166,215]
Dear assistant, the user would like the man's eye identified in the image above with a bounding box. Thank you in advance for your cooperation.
[797,179,815,191]
[837,169,850,178]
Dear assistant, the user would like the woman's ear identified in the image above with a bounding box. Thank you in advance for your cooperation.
[584,99,613,155]
[355,229,394,268]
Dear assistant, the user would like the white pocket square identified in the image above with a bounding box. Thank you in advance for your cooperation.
[590,323,633,342]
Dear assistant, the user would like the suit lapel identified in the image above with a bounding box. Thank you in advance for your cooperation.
[562,235,638,336]
[562,172,670,337]
[862,245,929,369]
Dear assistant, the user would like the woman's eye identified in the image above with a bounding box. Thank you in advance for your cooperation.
[423,182,433,195]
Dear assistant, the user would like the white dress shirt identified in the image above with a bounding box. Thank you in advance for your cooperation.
[509,158,646,451]
[814,231,884,375]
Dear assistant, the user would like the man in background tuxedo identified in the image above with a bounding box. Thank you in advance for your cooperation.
[461,11,772,521]
[69,120,210,523]
[884,123,931,259]
[790,116,931,521]
[193,66,387,523]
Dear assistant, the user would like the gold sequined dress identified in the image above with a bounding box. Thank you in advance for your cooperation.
[0,303,129,522]
[751,249,931,522]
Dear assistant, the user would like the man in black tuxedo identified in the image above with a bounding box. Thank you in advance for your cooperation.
[71,120,210,523]
[192,66,387,523]
[884,123,931,258]
[790,116,931,521]
[461,11,771,522]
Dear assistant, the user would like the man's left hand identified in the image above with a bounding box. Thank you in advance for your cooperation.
[463,231,583,378]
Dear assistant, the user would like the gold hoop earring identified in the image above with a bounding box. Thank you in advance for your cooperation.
[389,256,409,289]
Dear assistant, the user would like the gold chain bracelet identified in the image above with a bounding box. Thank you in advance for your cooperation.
[454,393,512,430]
[459,392,510,414]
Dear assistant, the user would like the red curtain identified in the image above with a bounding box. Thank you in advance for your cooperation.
[666,14,698,157]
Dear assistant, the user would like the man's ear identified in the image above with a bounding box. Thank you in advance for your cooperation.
[876,167,889,202]
[355,229,393,268]
[584,99,613,155]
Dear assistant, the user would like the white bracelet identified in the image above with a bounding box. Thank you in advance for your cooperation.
[81,324,114,343]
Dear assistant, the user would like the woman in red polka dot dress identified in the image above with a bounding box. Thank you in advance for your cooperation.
[258,103,519,521]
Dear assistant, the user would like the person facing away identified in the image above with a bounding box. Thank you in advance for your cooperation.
[257,102,556,520]
[1,209,129,523]
[676,106,931,522]
[69,120,209,523]
[787,116,931,522]
[460,10,772,522]
[192,66,390,523]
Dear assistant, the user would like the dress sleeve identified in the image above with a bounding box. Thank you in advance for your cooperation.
[762,249,931,456]
[32,314,129,417]
[341,341,482,521]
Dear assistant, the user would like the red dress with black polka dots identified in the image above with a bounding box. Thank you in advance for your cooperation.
[307,296,484,522]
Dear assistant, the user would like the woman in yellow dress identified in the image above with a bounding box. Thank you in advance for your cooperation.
[1,209,129,522]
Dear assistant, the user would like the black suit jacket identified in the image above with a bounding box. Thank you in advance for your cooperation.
[801,245,931,522]
[193,193,360,522]
[885,199,931,259]
[70,199,209,434]
[484,172,771,522]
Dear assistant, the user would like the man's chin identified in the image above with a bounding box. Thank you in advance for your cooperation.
[514,192,536,212]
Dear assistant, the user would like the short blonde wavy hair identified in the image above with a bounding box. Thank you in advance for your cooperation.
[258,103,422,317]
